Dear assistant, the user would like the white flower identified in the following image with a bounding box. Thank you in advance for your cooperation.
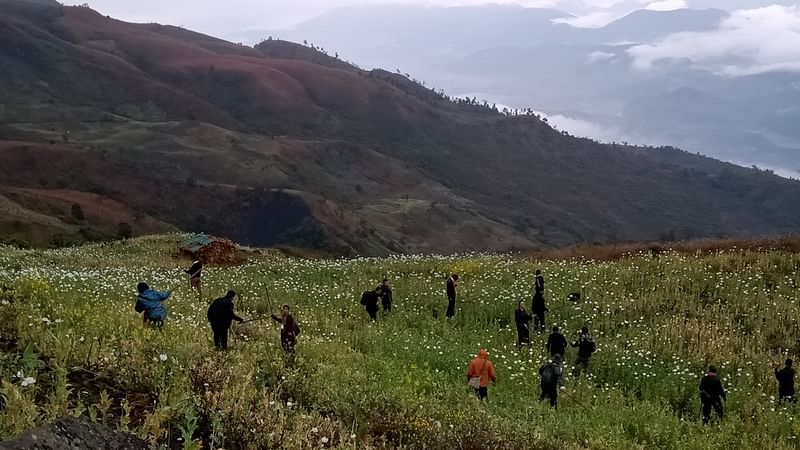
[311,427,319,433]
[15,370,23,378]
[159,353,168,362]
[320,437,329,444]
[21,377,36,387]
[350,434,356,439]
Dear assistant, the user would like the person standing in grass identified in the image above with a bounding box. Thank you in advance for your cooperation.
[360,287,381,320]
[546,326,568,358]
[379,278,393,313]
[207,290,244,350]
[539,354,565,409]
[446,274,459,318]
[271,304,301,354]
[775,359,796,405]
[700,365,726,425]
[466,349,496,401]
[515,301,532,348]
[571,327,596,378]
[185,254,204,300]
[531,270,547,333]
[134,282,171,327]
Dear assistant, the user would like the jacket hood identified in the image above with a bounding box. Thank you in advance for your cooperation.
[139,289,163,301]
[478,349,488,359]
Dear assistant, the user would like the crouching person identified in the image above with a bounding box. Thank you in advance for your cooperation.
[135,282,171,327]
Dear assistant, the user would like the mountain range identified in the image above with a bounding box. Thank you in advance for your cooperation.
[263,4,800,178]
[1,0,799,255]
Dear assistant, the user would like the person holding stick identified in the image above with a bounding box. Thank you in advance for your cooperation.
[207,290,244,350]
[185,255,204,300]
[271,304,301,354]
[699,365,726,425]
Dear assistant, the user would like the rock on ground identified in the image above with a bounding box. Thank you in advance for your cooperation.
[0,417,149,450]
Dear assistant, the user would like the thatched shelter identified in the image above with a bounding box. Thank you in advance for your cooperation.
[178,234,238,265]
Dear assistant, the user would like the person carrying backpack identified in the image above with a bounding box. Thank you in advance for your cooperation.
[546,326,568,358]
[271,304,301,354]
[361,287,381,320]
[466,349,496,401]
[571,327,596,378]
[134,282,171,327]
[207,290,244,350]
[539,354,565,408]
[699,365,726,424]
[775,359,796,405]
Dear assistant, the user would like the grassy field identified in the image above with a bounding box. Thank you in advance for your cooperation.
[1,235,799,449]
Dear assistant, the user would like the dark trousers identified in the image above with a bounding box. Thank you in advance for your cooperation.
[702,400,723,424]
[212,326,229,350]
[517,328,530,347]
[540,385,558,408]
[446,298,456,318]
[367,308,378,320]
[533,311,545,331]
[779,392,796,405]
[382,301,392,312]
[474,386,488,400]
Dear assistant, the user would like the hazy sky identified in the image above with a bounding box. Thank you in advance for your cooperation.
[65,0,798,36]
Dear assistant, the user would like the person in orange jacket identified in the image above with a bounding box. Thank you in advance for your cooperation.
[466,349,497,401]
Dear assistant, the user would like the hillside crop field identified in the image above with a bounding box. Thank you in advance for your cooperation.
[1,235,800,449]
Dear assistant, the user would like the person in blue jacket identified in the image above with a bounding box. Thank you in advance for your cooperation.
[135,282,171,326]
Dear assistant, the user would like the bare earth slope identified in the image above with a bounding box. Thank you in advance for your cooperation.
[1,0,799,254]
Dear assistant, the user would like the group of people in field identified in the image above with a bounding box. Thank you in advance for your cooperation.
[133,257,796,423]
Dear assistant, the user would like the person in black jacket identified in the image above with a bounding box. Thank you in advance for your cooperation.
[207,290,244,350]
[775,359,796,405]
[571,327,596,378]
[546,326,568,358]
[185,255,204,300]
[515,301,532,348]
[379,278,393,313]
[531,270,547,333]
[699,365,726,424]
[446,274,459,318]
[360,287,381,320]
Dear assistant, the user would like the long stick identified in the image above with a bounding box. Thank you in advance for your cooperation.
[263,283,274,313]
[561,388,592,412]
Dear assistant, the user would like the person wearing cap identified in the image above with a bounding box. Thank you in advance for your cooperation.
[539,354,565,409]
[271,304,301,354]
[699,365,726,424]
[207,290,244,350]
[134,282,171,327]
[775,358,796,405]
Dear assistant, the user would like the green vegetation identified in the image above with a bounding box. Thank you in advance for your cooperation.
[1,235,799,449]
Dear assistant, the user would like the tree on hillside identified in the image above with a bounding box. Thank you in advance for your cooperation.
[117,222,133,240]
[71,203,84,221]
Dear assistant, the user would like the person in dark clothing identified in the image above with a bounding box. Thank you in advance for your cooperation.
[379,278,393,313]
[207,290,244,350]
[699,365,726,425]
[446,274,459,318]
[546,326,568,358]
[531,270,547,333]
[271,304,301,354]
[185,255,204,300]
[360,287,381,320]
[539,354,565,408]
[775,359,796,405]
[515,301,532,348]
[571,327,596,378]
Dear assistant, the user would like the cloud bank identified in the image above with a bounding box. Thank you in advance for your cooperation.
[628,5,800,76]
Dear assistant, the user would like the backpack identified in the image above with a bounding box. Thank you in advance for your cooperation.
[541,364,556,386]
[360,292,370,306]
[579,338,596,355]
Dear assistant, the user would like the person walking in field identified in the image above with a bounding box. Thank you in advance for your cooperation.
[360,287,381,320]
[571,327,596,378]
[775,359,796,405]
[379,278,393,313]
[134,282,171,327]
[546,326,568,358]
[531,270,548,333]
[271,304,301,354]
[185,255,204,300]
[466,349,496,401]
[539,354,565,409]
[207,290,244,350]
[515,301,532,348]
[446,274,459,318]
[700,365,726,424]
